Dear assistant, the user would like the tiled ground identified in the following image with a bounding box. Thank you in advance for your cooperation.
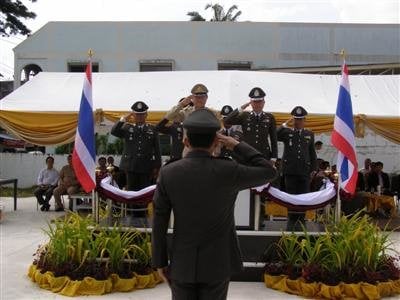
[1,196,399,300]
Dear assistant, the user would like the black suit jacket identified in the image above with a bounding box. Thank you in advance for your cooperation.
[152,142,276,283]
[111,121,161,173]
[277,126,317,176]
[367,171,390,192]
[155,118,184,161]
[219,127,243,160]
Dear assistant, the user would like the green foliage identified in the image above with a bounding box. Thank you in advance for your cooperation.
[276,233,302,266]
[188,3,241,22]
[55,135,123,155]
[323,212,395,274]
[40,213,152,275]
[274,211,397,276]
[55,142,73,155]
[0,0,37,37]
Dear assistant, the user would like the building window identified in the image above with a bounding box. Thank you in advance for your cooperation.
[139,60,174,72]
[68,62,99,72]
[218,61,252,70]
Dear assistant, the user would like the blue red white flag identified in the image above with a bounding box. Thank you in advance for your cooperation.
[72,60,96,193]
[331,61,358,195]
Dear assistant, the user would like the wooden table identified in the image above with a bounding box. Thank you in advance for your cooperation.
[0,178,18,210]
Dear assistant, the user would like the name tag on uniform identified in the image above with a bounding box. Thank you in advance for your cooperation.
[305,136,311,140]
[129,127,134,133]
[262,118,269,123]
[288,133,293,137]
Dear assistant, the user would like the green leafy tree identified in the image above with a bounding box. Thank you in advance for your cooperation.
[0,0,37,37]
[187,3,241,22]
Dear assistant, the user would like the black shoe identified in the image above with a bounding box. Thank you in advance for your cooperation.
[45,204,50,211]
[55,207,64,212]
[40,205,46,211]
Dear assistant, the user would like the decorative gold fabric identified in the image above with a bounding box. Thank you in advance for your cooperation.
[265,273,400,300]
[27,264,162,297]
[264,201,316,220]
[1,110,399,145]
[359,192,397,217]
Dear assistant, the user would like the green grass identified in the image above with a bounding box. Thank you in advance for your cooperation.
[0,186,36,197]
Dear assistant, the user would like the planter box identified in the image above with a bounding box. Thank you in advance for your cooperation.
[27,264,162,297]
[264,273,400,300]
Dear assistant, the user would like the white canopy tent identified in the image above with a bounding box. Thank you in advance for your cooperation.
[0,71,399,149]
[1,71,399,116]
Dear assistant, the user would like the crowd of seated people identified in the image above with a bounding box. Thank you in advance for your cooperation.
[357,158,399,196]
[34,154,127,212]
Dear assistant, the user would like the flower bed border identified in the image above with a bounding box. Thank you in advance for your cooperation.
[28,264,162,297]
[265,273,400,300]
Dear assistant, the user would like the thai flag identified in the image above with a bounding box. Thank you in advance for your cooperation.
[72,60,96,193]
[331,62,358,195]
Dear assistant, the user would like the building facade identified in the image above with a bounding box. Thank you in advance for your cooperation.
[13,21,400,88]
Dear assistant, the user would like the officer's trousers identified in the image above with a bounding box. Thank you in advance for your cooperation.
[284,174,310,231]
[170,278,230,300]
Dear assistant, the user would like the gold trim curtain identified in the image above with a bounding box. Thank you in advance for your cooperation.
[0,110,399,145]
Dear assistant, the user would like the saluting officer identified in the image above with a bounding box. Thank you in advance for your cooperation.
[217,105,243,159]
[155,98,187,162]
[164,83,218,122]
[111,101,161,191]
[225,87,278,161]
[278,106,317,229]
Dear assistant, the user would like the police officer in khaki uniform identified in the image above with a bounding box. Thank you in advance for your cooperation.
[111,101,161,191]
[164,83,218,122]
[224,87,278,161]
[277,106,317,229]
[217,105,243,159]
[152,108,276,300]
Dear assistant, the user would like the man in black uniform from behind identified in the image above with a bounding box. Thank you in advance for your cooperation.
[277,106,317,230]
[152,108,277,300]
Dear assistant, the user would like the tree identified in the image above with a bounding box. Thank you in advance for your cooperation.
[187,3,241,22]
[0,0,37,37]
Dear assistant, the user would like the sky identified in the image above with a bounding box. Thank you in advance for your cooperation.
[0,0,399,80]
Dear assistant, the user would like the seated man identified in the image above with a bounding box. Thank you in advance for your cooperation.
[34,156,59,211]
[368,161,390,195]
[53,154,81,211]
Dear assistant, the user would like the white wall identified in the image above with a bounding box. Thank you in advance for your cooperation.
[311,129,400,173]
[13,21,400,88]
[0,154,121,188]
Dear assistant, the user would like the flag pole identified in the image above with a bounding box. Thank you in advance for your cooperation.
[335,49,346,224]
[335,173,341,224]
[87,49,98,223]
